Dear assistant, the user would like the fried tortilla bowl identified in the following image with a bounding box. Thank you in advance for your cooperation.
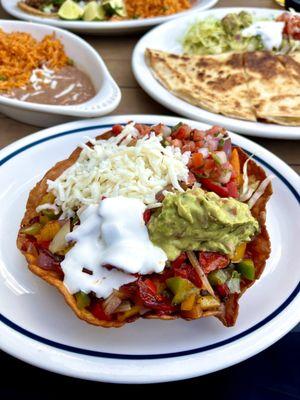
[17,128,272,328]
[18,1,58,17]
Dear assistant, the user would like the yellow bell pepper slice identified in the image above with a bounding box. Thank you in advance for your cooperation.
[182,304,203,319]
[117,306,140,322]
[35,221,61,242]
[181,293,196,311]
[230,148,241,186]
[197,295,220,310]
[231,242,247,263]
[40,192,56,205]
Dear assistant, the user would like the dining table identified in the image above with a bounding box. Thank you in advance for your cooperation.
[0,0,299,398]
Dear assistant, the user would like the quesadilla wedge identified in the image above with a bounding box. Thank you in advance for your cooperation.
[17,122,272,328]
[146,49,256,121]
[243,51,300,125]
[18,2,58,17]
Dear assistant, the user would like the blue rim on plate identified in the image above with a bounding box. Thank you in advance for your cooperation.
[1,123,299,360]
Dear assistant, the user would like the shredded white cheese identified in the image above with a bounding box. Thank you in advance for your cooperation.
[46,123,190,217]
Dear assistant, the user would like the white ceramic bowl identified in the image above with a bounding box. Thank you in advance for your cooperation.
[0,20,121,127]
[1,0,219,35]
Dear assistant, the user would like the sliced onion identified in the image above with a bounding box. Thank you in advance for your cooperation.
[239,181,260,202]
[222,137,232,158]
[214,151,227,165]
[219,170,232,184]
[186,251,215,297]
[198,147,209,158]
[161,125,172,138]
[206,136,218,151]
[247,175,274,209]
[114,301,132,313]
[239,157,252,199]
[49,220,70,254]
[103,292,122,315]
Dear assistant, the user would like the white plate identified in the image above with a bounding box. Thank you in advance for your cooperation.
[0,20,121,127]
[132,8,300,140]
[0,115,299,384]
[1,0,219,34]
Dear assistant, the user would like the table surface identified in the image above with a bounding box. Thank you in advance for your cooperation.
[0,0,299,176]
[0,0,299,393]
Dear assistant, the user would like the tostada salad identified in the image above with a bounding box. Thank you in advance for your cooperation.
[17,122,272,327]
[183,10,300,55]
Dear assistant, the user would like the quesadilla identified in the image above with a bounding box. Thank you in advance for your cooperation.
[244,51,300,125]
[146,49,256,121]
[17,122,272,328]
[146,49,300,126]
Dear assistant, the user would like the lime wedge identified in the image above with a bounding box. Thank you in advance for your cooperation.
[58,0,84,20]
[83,1,105,21]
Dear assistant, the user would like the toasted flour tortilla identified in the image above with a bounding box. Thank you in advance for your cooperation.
[146,48,300,126]
[244,51,300,126]
[18,2,58,17]
[17,131,272,328]
[146,49,256,121]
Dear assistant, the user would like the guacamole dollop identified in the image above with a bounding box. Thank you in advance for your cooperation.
[182,11,264,55]
[148,189,259,260]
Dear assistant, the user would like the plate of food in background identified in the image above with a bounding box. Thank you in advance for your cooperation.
[1,0,219,34]
[133,8,300,139]
[0,20,121,126]
[0,114,299,383]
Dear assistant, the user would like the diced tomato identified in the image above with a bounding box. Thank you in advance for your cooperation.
[199,251,229,274]
[151,123,164,135]
[143,209,151,224]
[171,139,183,148]
[191,129,205,141]
[277,12,300,40]
[183,141,196,151]
[137,278,175,312]
[200,178,229,197]
[209,166,223,182]
[194,140,205,149]
[203,158,216,173]
[37,240,51,249]
[135,124,151,136]
[171,253,187,269]
[90,301,112,321]
[226,181,239,198]
[173,125,191,140]
[206,126,222,136]
[144,279,157,295]
[215,283,230,298]
[111,124,123,136]
[157,268,174,282]
[182,141,196,152]
[191,153,204,168]
[186,171,196,186]
[173,262,202,288]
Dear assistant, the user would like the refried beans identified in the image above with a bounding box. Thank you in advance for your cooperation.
[2,65,96,105]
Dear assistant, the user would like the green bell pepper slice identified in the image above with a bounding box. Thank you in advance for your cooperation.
[75,291,91,309]
[208,269,229,286]
[166,277,197,305]
[236,259,255,280]
[20,222,42,235]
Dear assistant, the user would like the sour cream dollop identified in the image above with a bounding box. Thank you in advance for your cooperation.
[61,197,167,299]
[242,21,285,51]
